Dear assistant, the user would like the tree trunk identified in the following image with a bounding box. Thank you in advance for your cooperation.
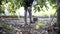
[57,0,60,34]
[57,7,60,34]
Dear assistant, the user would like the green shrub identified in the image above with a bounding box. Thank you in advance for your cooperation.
[36,22,45,28]
[2,22,14,31]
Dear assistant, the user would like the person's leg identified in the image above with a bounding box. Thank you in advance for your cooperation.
[24,7,28,24]
[28,7,32,23]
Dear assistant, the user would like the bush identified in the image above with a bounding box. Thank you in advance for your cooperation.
[2,22,14,31]
[36,22,45,29]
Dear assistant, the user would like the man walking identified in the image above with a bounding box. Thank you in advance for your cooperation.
[24,0,34,25]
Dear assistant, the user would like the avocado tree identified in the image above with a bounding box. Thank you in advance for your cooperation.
[0,0,56,14]
[1,0,60,34]
[57,0,60,34]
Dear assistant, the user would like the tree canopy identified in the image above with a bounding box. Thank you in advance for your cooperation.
[0,0,57,13]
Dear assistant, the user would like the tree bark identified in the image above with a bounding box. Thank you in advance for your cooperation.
[57,0,60,34]
[57,7,60,34]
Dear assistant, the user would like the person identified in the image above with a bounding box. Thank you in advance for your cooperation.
[24,0,34,25]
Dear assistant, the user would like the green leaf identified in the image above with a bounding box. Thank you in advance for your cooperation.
[37,7,40,12]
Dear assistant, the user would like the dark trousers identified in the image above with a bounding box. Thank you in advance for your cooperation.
[24,7,32,24]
